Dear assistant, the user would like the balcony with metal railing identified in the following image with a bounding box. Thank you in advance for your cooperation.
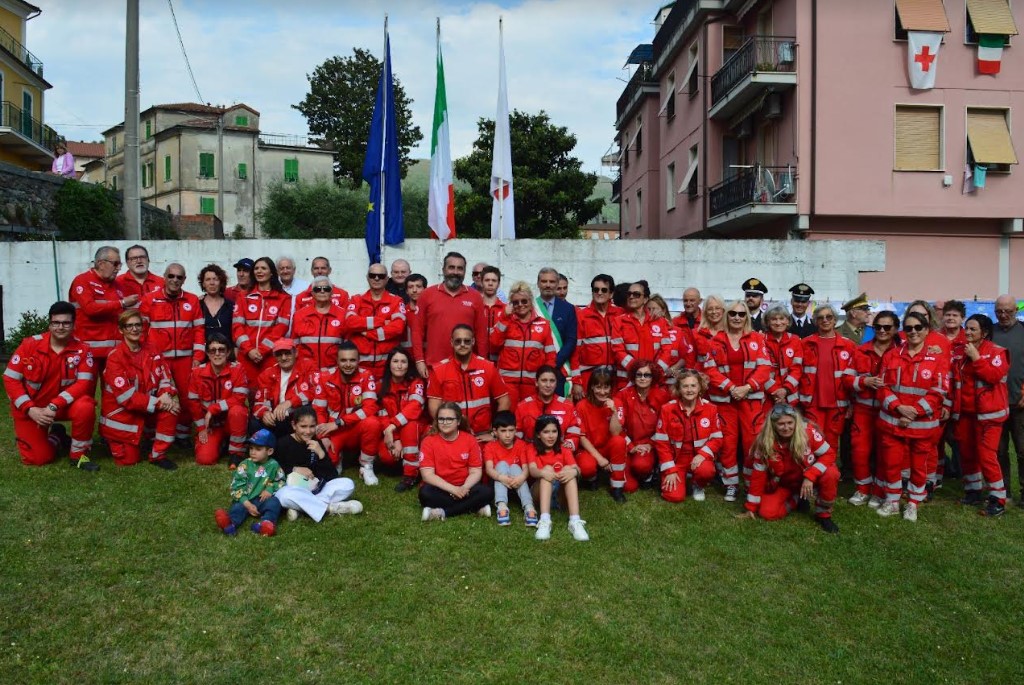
[258,132,328,149]
[615,62,657,128]
[708,164,797,230]
[0,100,60,165]
[651,0,723,75]
[0,25,44,78]
[709,36,797,120]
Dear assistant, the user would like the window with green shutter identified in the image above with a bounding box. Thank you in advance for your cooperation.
[141,163,148,188]
[284,158,299,182]
[164,155,172,182]
[237,163,247,180]
[147,162,155,187]
[200,197,216,214]
[199,152,215,178]
[112,176,117,191]
[145,120,152,139]
[235,115,248,126]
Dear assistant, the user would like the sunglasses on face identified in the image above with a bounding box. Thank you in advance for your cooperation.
[903,324,926,333]
[816,314,835,322]
[727,311,747,318]
[872,323,894,331]
[627,291,644,298]
[208,348,228,355]
[511,299,530,306]
[165,274,186,281]
[634,372,653,378]
[472,271,482,277]
[367,273,387,280]
[592,287,610,294]
[452,338,473,345]
[312,286,332,293]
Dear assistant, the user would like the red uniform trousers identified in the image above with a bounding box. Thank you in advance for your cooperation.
[803,406,846,457]
[195,404,248,466]
[108,410,178,466]
[715,400,764,487]
[877,430,936,504]
[751,466,840,520]
[166,357,194,440]
[576,435,627,485]
[238,356,273,390]
[623,441,657,493]
[848,406,877,496]
[660,456,716,503]
[324,416,382,467]
[957,416,1006,503]
[378,421,426,478]
[14,397,96,466]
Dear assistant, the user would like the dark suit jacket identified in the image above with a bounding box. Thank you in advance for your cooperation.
[790,316,816,339]
[542,297,577,394]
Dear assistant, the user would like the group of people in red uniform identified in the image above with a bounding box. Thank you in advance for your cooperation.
[6,243,1020,533]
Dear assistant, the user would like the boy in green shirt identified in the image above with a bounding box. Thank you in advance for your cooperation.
[214,429,284,536]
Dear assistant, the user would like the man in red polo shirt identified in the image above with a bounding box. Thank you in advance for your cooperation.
[115,244,164,300]
[411,251,488,378]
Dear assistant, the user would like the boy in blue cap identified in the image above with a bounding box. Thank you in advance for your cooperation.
[214,428,284,536]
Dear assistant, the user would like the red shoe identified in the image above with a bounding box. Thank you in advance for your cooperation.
[257,520,276,537]
[214,508,231,530]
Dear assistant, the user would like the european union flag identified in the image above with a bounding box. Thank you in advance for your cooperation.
[363,30,404,265]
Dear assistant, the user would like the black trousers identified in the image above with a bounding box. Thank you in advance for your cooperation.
[419,483,494,517]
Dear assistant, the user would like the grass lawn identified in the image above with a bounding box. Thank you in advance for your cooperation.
[2,399,1023,684]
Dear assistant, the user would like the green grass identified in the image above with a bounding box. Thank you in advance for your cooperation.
[2,399,1023,683]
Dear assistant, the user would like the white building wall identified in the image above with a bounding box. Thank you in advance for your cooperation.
[0,239,885,328]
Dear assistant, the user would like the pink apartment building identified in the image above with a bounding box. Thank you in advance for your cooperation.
[613,0,1024,300]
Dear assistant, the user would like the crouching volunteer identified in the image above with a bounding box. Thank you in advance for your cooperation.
[4,301,97,470]
[312,341,382,485]
[377,349,428,493]
[652,370,721,503]
[100,310,180,469]
[251,338,317,437]
[187,333,250,466]
[739,404,840,534]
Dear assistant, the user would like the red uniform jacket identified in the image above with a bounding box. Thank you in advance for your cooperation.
[745,424,835,512]
[139,289,205,364]
[99,342,175,441]
[292,304,347,370]
[411,284,489,367]
[844,341,889,410]
[664,323,698,375]
[490,313,557,386]
[186,361,249,430]
[652,398,723,476]
[484,301,506,359]
[877,343,947,437]
[426,355,509,434]
[515,394,581,451]
[4,333,95,415]
[115,271,164,300]
[377,377,428,429]
[252,359,318,420]
[798,334,858,409]
[344,290,407,369]
[952,339,1009,422]
[575,396,623,448]
[68,269,126,359]
[763,332,803,403]
[312,367,379,428]
[619,313,672,372]
[571,304,626,388]
[703,330,772,403]
[294,285,349,312]
[231,289,292,360]
[618,385,670,446]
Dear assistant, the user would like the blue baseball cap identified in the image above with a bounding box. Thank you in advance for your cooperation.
[233,258,255,270]
[248,429,276,448]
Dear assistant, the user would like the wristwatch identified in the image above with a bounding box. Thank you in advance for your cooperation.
[335,417,343,427]
[47,403,58,412]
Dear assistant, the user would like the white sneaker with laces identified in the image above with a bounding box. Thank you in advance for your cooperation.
[359,465,379,486]
[724,485,737,502]
[868,495,883,509]
[568,519,590,541]
[477,504,491,518]
[329,500,363,515]
[535,519,552,541]
[876,500,901,517]
[692,486,706,502]
[421,507,445,522]
[848,491,870,506]
[903,502,918,522]
[286,508,300,522]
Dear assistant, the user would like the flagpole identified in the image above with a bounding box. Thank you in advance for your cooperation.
[378,14,388,265]
[498,16,505,247]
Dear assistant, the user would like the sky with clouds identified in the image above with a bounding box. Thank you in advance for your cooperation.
[27,0,658,174]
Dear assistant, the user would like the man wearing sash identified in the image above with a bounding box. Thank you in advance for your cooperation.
[535,267,577,398]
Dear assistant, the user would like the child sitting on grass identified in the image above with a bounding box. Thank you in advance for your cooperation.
[528,416,589,542]
[483,411,538,527]
[215,428,284,536]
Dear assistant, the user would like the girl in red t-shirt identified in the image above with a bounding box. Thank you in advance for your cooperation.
[528,416,589,542]
[418,402,494,521]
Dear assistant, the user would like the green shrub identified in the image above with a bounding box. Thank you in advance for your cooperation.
[54,180,124,241]
[4,309,49,355]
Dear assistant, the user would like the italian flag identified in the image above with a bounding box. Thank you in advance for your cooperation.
[978,34,1005,74]
[428,27,455,241]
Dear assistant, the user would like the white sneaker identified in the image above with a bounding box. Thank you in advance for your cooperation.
[477,504,491,518]
[848,491,869,506]
[692,486,706,502]
[421,507,445,522]
[724,485,737,502]
[329,500,363,515]
[876,500,901,517]
[535,519,552,541]
[285,508,300,522]
[903,502,918,522]
[568,519,590,541]
[359,465,379,486]
[868,495,883,509]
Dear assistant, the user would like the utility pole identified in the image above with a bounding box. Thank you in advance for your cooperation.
[123,0,141,239]
[217,112,224,231]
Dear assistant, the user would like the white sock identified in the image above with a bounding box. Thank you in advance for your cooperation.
[540,513,551,523]
[569,514,580,523]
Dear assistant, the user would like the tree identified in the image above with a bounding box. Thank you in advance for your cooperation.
[294,49,423,189]
[453,110,603,239]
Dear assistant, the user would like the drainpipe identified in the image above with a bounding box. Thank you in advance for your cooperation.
[809,0,817,221]
[702,20,710,237]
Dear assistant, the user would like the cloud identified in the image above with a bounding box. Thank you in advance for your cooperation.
[29,0,654,172]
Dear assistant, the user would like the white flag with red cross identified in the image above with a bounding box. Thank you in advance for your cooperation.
[908,31,943,89]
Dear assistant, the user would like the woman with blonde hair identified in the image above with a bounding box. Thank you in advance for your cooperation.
[738,403,840,533]
[693,294,726,364]
[653,370,721,503]
[490,281,556,406]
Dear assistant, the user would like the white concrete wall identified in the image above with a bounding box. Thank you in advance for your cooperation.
[0,238,885,329]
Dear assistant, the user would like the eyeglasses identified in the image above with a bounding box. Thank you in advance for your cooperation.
[437,416,458,423]
[472,271,482,277]
[592,287,610,294]
[127,255,148,262]
[510,299,530,306]
[872,323,894,331]
[727,311,747,318]
[312,286,332,293]
[627,291,644,298]
[816,314,835,322]
[165,274,185,281]
[49,320,73,328]
[635,372,653,378]
[121,322,143,330]
[903,324,926,333]
[367,273,387,280]
[452,338,473,345]
[207,347,229,355]
[98,259,122,268]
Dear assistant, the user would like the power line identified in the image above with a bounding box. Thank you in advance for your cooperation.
[166,0,203,102]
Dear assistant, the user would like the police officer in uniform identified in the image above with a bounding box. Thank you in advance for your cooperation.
[742,278,768,332]
[788,283,816,338]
